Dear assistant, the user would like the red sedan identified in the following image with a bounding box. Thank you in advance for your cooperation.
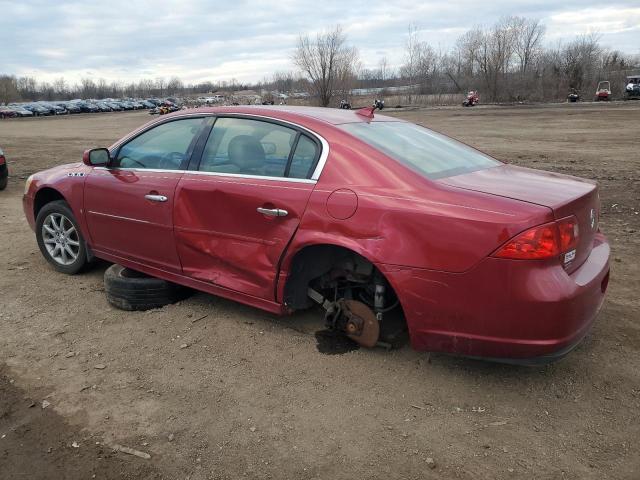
[22,106,610,364]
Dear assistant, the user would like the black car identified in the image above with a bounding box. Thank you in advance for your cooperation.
[0,147,7,190]
[93,101,112,112]
[105,102,122,111]
[60,102,81,113]
[73,101,99,113]
[23,104,50,116]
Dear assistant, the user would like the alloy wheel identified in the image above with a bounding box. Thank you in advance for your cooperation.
[41,213,80,266]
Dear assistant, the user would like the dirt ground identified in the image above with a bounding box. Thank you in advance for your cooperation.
[0,103,638,480]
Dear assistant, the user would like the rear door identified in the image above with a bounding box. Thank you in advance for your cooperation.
[174,116,322,299]
[84,117,207,273]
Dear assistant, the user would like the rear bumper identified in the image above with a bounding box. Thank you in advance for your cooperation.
[380,233,610,362]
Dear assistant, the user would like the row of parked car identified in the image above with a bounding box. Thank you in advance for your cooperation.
[0,98,178,118]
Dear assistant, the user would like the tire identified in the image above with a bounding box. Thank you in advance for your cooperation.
[104,264,191,311]
[0,176,7,190]
[35,200,88,274]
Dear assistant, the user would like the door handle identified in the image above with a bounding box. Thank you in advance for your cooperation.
[257,207,288,217]
[145,194,168,202]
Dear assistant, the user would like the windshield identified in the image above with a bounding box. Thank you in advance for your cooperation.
[340,121,500,180]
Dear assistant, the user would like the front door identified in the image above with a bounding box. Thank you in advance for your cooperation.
[84,117,206,273]
[174,116,322,299]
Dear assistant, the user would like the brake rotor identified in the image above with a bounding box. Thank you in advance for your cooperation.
[343,299,380,348]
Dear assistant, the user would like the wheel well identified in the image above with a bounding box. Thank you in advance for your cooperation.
[283,244,401,312]
[34,188,66,218]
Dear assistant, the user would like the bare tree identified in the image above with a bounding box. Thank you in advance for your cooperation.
[80,78,97,98]
[167,77,184,95]
[293,25,359,107]
[509,17,545,75]
[52,77,68,99]
[0,75,20,104]
[378,56,390,82]
[155,77,166,97]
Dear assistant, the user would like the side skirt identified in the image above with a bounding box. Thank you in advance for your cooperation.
[92,249,286,315]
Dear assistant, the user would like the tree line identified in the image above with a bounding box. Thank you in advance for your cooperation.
[0,75,252,104]
[286,19,639,106]
[1,16,639,106]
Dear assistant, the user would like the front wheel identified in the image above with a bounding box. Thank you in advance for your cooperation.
[35,200,89,274]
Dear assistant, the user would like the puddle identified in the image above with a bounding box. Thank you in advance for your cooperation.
[314,329,360,355]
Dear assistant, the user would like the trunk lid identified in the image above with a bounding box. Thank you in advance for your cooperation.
[439,165,600,272]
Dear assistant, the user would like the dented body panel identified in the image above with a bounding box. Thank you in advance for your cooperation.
[174,173,314,299]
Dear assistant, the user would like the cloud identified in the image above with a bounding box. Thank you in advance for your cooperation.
[0,0,638,85]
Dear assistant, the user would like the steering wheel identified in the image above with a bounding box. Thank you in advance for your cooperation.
[159,151,185,170]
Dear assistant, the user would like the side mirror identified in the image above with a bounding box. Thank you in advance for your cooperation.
[83,148,110,167]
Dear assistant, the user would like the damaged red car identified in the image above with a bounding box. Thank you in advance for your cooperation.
[23,106,610,364]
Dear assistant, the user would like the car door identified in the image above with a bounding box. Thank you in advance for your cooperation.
[174,116,322,300]
[84,117,207,273]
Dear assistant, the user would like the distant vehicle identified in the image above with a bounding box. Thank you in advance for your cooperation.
[93,102,113,112]
[339,99,351,109]
[373,99,385,110]
[41,103,67,115]
[70,101,99,113]
[23,104,51,116]
[595,81,611,101]
[33,102,55,115]
[0,106,18,118]
[462,91,479,107]
[140,100,156,108]
[6,106,34,117]
[105,102,122,111]
[0,147,7,190]
[60,102,81,114]
[625,75,640,99]
[567,89,580,103]
[149,101,180,115]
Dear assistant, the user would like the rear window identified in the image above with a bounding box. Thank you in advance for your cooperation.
[340,121,500,180]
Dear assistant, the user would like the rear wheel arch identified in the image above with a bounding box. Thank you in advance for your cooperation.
[281,242,401,312]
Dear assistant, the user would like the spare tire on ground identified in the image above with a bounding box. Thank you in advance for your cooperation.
[104,264,191,311]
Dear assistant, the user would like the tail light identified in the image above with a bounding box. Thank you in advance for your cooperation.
[0,154,5,165]
[493,216,579,260]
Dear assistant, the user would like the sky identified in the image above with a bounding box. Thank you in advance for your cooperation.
[1,0,639,85]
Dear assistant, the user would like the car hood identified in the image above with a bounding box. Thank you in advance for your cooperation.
[438,164,595,212]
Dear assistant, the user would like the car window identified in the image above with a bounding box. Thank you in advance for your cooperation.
[199,117,297,177]
[115,118,203,170]
[339,122,500,180]
[288,135,319,179]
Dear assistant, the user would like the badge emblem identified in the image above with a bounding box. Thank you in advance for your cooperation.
[590,209,596,230]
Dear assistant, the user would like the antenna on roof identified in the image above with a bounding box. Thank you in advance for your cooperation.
[356,99,385,119]
[356,106,375,118]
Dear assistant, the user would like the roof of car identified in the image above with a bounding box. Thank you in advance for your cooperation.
[172,105,404,125]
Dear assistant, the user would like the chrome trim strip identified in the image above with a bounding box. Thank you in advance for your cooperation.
[94,167,182,174]
[108,111,330,181]
[87,210,154,224]
[93,166,317,184]
[183,170,317,184]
